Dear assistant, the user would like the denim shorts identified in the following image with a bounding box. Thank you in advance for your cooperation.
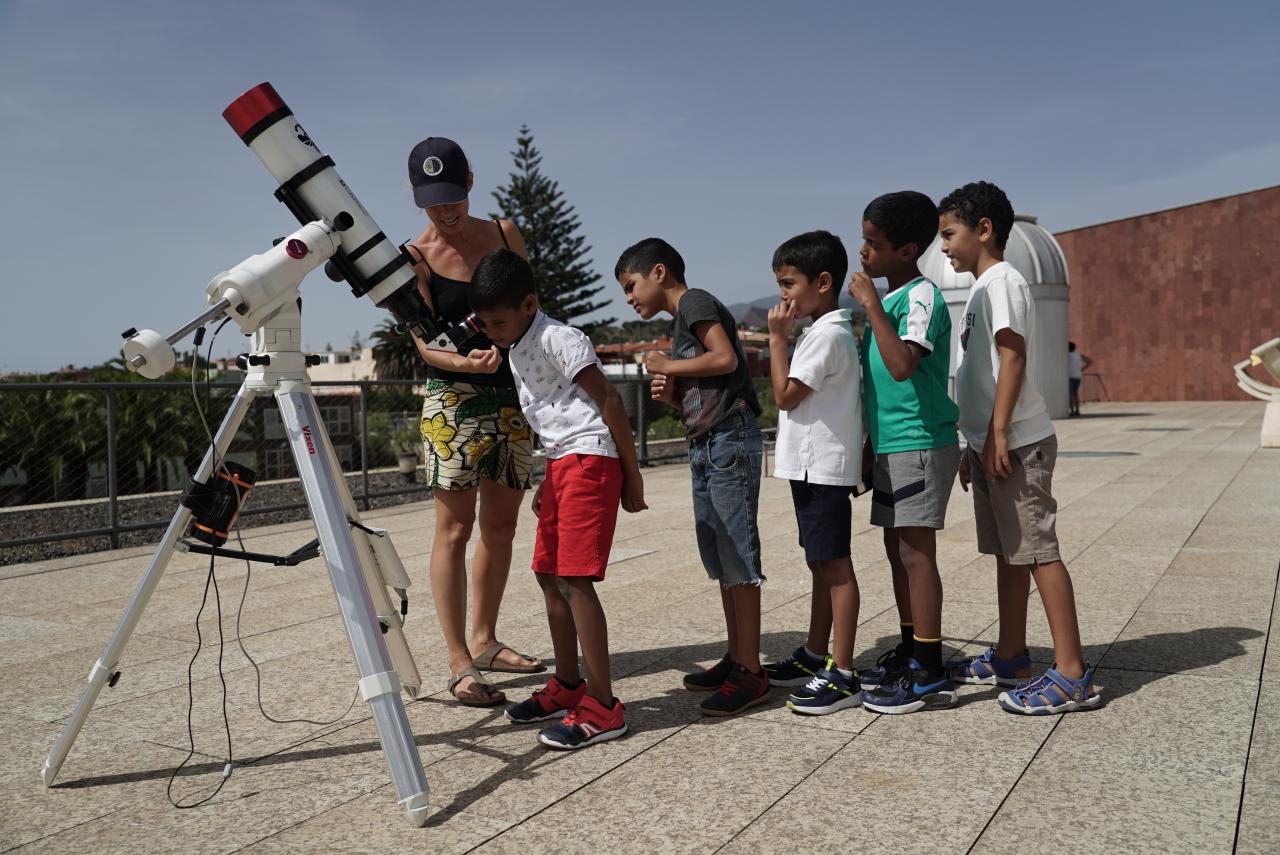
[687,410,765,586]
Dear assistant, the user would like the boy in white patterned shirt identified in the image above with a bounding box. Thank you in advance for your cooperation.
[470,249,647,749]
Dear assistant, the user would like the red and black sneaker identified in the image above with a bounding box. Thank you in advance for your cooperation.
[537,695,628,750]
[682,654,736,692]
[700,665,770,716]
[505,676,588,724]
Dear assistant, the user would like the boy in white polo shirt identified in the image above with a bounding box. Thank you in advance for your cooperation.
[763,230,865,715]
[470,249,648,748]
[939,181,1100,715]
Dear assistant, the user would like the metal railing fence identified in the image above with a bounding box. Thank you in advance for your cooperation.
[0,377,679,561]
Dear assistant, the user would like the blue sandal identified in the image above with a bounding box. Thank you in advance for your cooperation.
[998,666,1102,715]
[947,647,1032,687]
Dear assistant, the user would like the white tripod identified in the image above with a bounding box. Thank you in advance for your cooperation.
[41,220,431,826]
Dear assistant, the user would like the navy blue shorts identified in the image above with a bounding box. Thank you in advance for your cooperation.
[789,479,855,564]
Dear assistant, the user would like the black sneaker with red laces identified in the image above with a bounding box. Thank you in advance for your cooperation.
[683,654,736,692]
[699,665,770,716]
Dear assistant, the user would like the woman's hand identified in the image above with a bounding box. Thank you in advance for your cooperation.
[958,450,971,492]
[462,346,503,374]
[531,481,544,515]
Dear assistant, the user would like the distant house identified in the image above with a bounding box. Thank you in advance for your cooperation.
[307,346,378,383]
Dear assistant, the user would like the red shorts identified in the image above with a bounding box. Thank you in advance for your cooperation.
[532,453,623,580]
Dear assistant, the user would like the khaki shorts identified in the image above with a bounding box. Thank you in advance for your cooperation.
[968,435,1061,564]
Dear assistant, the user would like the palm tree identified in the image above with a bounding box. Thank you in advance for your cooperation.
[371,319,425,380]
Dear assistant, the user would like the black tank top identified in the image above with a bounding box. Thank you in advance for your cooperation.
[408,218,515,387]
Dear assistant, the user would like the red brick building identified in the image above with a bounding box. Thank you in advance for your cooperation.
[1055,185,1280,401]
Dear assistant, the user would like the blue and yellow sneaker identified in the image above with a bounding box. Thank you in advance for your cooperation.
[861,659,957,714]
[764,646,826,689]
[786,659,861,716]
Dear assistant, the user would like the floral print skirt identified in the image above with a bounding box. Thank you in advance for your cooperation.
[420,379,534,491]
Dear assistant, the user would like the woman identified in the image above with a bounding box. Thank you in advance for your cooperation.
[405,136,543,706]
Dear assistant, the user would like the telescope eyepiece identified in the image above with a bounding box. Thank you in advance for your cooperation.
[332,211,354,231]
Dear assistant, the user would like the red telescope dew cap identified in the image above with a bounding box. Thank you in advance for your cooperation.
[223,83,290,140]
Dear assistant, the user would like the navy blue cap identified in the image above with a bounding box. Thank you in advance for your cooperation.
[408,137,470,208]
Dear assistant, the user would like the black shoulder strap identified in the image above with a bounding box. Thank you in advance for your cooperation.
[401,240,432,274]
[493,217,510,249]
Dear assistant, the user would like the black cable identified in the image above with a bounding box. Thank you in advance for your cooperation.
[172,319,358,803]
[165,324,239,808]
[233,528,359,727]
[165,552,233,808]
[191,317,233,470]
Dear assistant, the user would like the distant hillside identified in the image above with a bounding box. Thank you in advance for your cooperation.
[728,292,864,329]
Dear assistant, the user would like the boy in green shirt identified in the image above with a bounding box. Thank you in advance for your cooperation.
[847,191,962,714]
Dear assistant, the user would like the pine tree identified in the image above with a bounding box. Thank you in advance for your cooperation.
[492,126,613,331]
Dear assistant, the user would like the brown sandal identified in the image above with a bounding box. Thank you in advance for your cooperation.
[447,666,506,707]
[472,642,545,674]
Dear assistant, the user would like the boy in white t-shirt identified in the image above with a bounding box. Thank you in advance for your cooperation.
[763,230,865,715]
[939,181,1100,715]
[470,249,648,749]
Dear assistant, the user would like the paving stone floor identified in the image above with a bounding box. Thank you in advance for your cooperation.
[2,402,1277,854]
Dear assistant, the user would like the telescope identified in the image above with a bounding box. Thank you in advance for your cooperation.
[122,83,479,379]
[45,83,436,827]
[223,83,431,335]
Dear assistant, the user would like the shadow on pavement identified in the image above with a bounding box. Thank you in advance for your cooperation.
[51,625,1259,817]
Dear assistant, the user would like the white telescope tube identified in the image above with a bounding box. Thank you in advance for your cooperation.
[223,84,431,335]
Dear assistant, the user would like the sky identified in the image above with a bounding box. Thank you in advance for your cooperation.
[2,0,1278,373]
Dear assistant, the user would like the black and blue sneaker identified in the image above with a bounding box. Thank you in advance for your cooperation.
[764,646,826,689]
[786,659,862,716]
[859,644,911,691]
[861,659,957,715]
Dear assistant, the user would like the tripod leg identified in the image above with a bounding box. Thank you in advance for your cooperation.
[352,526,423,697]
[42,387,256,787]
[276,382,429,825]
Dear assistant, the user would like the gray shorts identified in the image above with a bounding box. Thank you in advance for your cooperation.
[869,445,961,530]
[968,435,1061,565]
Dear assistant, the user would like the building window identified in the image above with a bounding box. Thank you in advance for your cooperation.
[321,405,352,436]
[263,410,285,440]
[263,447,294,480]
